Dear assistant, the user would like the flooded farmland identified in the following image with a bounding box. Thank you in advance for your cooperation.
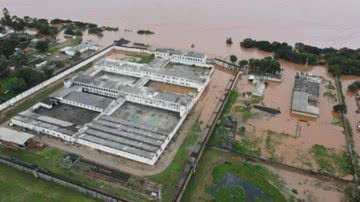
[233,61,351,178]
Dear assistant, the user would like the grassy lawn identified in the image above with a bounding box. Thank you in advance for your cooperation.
[0,146,150,202]
[181,149,287,202]
[0,146,151,202]
[149,121,202,202]
[0,165,96,202]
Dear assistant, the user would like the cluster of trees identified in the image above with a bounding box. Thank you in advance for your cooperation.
[348,80,360,92]
[228,54,281,75]
[240,38,318,65]
[333,104,347,113]
[246,57,281,75]
[0,66,52,97]
[240,38,360,76]
[64,25,83,37]
[1,8,59,36]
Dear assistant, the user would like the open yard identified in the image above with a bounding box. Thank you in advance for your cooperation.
[0,165,96,202]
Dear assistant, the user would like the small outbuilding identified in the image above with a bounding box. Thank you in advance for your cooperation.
[0,127,34,149]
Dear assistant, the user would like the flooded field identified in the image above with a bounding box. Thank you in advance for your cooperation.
[266,165,346,202]
[233,61,351,177]
[341,76,360,156]
[2,0,360,57]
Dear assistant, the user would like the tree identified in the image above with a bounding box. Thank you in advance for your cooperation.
[238,60,248,68]
[64,27,75,36]
[15,68,46,87]
[348,81,360,92]
[230,55,237,63]
[5,77,27,94]
[36,40,49,52]
[333,104,347,113]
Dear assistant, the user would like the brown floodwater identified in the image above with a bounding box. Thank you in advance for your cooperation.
[1,0,360,57]
[235,60,348,172]
[341,76,360,155]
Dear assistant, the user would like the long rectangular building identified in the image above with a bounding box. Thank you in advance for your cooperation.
[291,72,321,118]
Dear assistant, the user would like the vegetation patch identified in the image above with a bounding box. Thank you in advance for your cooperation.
[240,38,360,76]
[149,121,202,202]
[211,162,286,202]
[0,165,96,202]
[310,144,353,176]
[233,134,262,156]
[0,146,150,202]
[212,185,246,202]
[209,90,239,147]
[348,80,360,93]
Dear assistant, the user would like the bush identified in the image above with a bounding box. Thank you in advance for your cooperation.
[348,81,360,92]
[229,55,237,63]
[35,40,50,52]
[333,104,347,113]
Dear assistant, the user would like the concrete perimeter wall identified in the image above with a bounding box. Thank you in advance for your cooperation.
[0,45,115,112]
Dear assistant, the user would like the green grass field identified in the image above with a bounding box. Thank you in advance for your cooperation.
[0,165,96,202]
[150,121,202,202]
[181,149,287,202]
[0,146,150,202]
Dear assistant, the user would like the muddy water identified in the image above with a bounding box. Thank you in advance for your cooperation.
[341,76,360,155]
[2,0,360,57]
[266,165,345,202]
[198,67,235,125]
[243,61,345,146]
[236,61,347,169]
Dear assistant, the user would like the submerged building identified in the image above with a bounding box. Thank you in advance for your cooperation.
[291,72,321,118]
[10,52,212,165]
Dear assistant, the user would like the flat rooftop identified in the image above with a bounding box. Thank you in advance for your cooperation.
[73,73,139,91]
[78,102,180,160]
[291,73,321,117]
[34,103,99,126]
[93,71,139,86]
[96,59,211,84]
[111,102,180,133]
[55,87,114,110]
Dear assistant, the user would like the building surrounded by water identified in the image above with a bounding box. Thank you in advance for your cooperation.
[10,49,213,165]
[291,72,321,118]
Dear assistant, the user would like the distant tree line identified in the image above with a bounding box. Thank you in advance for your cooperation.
[1,8,59,36]
[240,38,360,76]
